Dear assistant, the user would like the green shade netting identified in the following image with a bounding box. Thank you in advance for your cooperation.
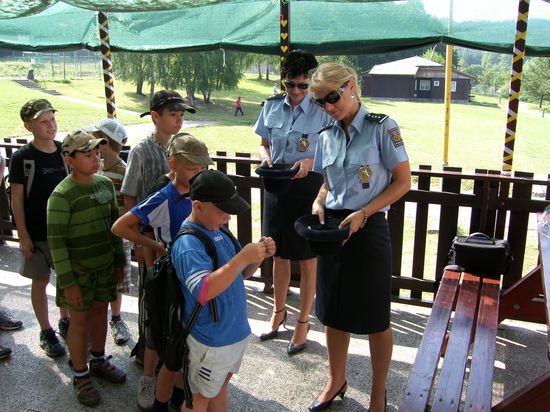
[0,0,549,56]
[0,0,395,19]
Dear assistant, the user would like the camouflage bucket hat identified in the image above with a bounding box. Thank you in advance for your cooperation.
[62,130,107,156]
[20,99,56,122]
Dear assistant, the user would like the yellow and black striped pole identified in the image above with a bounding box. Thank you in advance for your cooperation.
[98,11,116,119]
[502,0,530,174]
[279,0,289,92]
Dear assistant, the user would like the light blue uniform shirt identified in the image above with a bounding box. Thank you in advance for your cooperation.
[254,93,332,164]
[313,105,409,211]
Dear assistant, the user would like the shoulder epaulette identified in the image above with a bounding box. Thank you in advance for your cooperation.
[266,93,286,101]
[365,113,389,124]
[317,122,336,134]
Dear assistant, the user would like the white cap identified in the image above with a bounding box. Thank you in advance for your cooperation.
[83,119,128,145]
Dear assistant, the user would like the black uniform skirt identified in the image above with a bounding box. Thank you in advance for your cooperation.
[262,172,323,260]
[315,210,392,334]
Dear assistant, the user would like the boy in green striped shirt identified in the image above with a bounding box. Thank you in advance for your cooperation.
[47,130,127,407]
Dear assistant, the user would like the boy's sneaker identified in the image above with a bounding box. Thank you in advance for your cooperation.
[137,375,156,410]
[0,311,23,331]
[0,344,12,360]
[89,355,127,383]
[58,317,70,340]
[73,376,100,407]
[39,329,66,358]
[109,319,130,345]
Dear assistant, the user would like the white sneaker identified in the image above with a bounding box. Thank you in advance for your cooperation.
[137,375,156,410]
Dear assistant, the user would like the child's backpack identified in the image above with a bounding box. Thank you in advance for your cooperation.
[143,224,239,370]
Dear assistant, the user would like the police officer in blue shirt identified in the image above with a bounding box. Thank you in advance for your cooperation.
[254,50,332,356]
[307,63,411,412]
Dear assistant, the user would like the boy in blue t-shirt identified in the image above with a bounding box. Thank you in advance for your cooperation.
[112,134,212,412]
[172,170,275,411]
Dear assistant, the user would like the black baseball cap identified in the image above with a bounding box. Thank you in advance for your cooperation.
[140,90,196,118]
[190,170,250,215]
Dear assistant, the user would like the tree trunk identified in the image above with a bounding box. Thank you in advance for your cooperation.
[540,94,544,109]
[149,80,155,97]
[136,78,144,95]
[265,62,270,81]
[257,61,262,80]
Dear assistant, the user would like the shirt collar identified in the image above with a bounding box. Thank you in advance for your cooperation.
[336,104,368,138]
[283,93,313,114]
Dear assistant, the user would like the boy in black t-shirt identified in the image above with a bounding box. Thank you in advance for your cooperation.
[8,99,69,358]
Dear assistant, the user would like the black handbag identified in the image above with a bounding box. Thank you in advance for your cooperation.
[450,232,512,277]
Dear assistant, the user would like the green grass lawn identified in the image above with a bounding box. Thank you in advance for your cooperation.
[2,75,547,177]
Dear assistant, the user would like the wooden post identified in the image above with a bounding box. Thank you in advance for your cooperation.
[98,12,117,118]
[279,0,290,92]
[502,0,530,174]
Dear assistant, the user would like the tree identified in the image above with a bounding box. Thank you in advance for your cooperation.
[422,48,446,65]
[113,50,249,104]
[522,57,550,108]
[113,52,167,95]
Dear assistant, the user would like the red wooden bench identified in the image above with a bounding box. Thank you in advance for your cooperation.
[398,269,501,412]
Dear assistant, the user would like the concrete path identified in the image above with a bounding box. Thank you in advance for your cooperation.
[1,241,549,411]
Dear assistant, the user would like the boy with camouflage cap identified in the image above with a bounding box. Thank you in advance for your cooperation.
[120,89,196,409]
[47,130,127,407]
[113,133,211,412]
[9,99,69,358]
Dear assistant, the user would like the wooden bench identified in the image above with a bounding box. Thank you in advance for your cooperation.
[398,269,502,412]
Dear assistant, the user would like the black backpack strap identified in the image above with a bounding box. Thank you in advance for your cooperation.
[219,224,241,254]
[170,226,219,324]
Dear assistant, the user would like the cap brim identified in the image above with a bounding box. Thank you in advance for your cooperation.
[82,125,98,133]
[30,107,56,121]
[179,154,214,165]
[255,164,299,179]
[166,102,196,114]
[215,193,250,215]
[142,102,197,117]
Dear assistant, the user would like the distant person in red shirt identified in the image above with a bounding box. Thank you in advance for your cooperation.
[235,96,244,116]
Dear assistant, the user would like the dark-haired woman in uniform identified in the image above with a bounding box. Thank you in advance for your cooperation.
[308,62,411,411]
[254,50,332,355]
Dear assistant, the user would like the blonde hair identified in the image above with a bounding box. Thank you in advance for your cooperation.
[309,62,361,102]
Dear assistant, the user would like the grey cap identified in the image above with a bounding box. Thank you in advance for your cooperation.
[83,118,128,145]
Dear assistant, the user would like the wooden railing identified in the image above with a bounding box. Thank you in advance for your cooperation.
[2,140,550,314]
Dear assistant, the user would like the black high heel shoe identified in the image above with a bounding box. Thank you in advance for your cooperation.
[259,307,287,341]
[308,380,347,411]
[287,319,310,356]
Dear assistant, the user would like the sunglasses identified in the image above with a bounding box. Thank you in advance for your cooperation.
[284,80,309,90]
[313,82,349,108]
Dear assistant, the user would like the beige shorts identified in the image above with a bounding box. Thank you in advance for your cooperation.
[19,241,53,280]
[186,334,249,398]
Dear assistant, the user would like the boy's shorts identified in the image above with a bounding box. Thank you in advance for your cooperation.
[186,334,250,398]
[19,241,53,280]
[116,242,132,294]
[56,266,117,312]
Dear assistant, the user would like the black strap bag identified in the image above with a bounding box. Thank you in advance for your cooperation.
[450,232,512,278]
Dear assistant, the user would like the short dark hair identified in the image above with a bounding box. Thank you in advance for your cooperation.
[281,49,318,79]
